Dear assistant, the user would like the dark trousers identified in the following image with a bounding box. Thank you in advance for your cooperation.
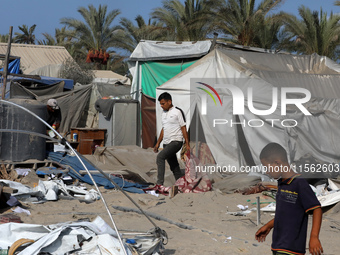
[156,141,183,185]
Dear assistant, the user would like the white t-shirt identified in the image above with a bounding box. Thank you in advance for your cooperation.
[162,106,186,144]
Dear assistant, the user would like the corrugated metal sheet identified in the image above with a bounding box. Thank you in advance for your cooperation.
[0,43,73,74]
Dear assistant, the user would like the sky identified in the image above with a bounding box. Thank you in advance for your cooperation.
[0,0,338,41]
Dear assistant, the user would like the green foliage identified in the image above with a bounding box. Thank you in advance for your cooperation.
[279,6,340,59]
[11,1,340,65]
[60,4,125,69]
[107,55,129,76]
[37,27,75,46]
[151,0,217,41]
[14,24,36,44]
[119,15,166,53]
[60,4,123,51]
[59,58,94,85]
[212,0,284,49]
[0,34,9,43]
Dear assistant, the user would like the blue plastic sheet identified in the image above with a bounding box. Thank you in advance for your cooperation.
[47,151,148,194]
[0,58,20,74]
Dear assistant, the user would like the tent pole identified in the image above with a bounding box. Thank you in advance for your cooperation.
[1,26,13,100]
[235,115,242,169]
[195,106,199,157]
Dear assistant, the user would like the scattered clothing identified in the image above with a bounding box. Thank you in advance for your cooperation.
[175,152,212,193]
[145,152,212,195]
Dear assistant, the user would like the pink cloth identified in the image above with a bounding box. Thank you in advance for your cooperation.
[143,184,172,195]
[144,152,212,195]
[175,152,212,193]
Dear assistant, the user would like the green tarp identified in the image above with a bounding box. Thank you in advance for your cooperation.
[140,60,196,98]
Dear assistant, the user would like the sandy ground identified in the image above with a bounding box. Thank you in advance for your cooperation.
[3,182,340,255]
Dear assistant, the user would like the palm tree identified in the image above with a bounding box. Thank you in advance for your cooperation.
[14,24,36,44]
[60,4,122,50]
[119,15,166,53]
[280,6,340,60]
[60,4,124,68]
[37,27,84,62]
[0,34,9,43]
[335,1,340,6]
[151,0,216,41]
[37,27,76,47]
[213,0,284,48]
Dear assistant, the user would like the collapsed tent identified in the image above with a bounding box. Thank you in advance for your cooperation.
[156,45,340,171]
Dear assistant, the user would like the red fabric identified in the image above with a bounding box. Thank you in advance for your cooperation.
[143,184,171,195]
[144,152,212,195]
[175,152,212,193]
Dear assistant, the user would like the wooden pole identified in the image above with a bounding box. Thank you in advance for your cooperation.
[1,26,13,100]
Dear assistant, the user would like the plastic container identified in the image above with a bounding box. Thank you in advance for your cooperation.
[0,98,47,162]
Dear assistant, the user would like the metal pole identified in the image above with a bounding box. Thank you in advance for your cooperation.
[256,196,261,226]
[195,106,199,157]
[235,115,241,170]
[1,26,13,100]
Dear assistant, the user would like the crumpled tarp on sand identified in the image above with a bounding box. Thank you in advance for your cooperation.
[84,145,166,185]
[47,151,148,194]
[0,216,134,255]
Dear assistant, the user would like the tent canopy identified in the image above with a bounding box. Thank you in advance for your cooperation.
[129,40,212,100]
[129,40,211,61]
[156,47,340,168]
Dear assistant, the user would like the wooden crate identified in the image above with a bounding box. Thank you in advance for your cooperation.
[70,128,106,154]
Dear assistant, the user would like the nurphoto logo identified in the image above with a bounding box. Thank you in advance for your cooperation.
[193,79,312,128]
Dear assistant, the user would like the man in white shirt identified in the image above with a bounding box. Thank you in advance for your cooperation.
[154,92,190,185]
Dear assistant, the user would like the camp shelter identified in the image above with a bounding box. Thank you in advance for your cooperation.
[9,81,131,134]
[0,43,73,75]
[93,70,131,85]
[129,40,211,100]
[156,44,340,169]
[129,40,212,148]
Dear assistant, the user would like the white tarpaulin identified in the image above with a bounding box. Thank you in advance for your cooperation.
[0,216,128,255]
[129,40,211,101]
[261,179,340,211]
[129,40,211,61]
[156,47,340,168]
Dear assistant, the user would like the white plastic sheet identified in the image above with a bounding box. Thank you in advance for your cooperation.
[0,216,126,255]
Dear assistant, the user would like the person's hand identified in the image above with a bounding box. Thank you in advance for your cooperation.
[153,144,160,153]
[255,224,272,242]
[309,236,323,255]
[185,142,190,153]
